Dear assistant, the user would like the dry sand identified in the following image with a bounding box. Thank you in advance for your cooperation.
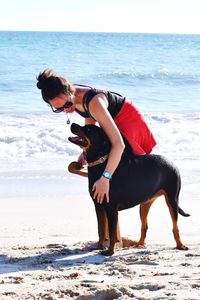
[0,191,199,300]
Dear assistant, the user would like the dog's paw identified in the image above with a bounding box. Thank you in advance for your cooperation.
[68,161,88,177]
[68,161,82,171]
[97,244,105,250]
[122,237,142,248]
[177,244,188,250]
[100,249,114,256]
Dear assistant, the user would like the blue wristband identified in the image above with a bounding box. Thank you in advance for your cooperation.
[102,171,112,180]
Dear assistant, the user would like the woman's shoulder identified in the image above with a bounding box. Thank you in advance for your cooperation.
[83,88,107,104]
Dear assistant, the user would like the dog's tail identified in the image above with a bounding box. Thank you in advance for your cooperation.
[178,206,190,217]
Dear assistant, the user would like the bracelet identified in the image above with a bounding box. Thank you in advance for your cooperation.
[102,171,112,180]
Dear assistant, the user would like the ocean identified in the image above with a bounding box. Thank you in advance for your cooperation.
[0,34,200,300]
[0,31,199,183]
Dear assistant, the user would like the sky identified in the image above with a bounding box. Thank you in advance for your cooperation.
[0,0,200,34]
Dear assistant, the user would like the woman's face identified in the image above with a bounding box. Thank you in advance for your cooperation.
[49,93,76,114]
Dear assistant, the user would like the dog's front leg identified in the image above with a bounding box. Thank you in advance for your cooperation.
[95,205,108,250]
[101,209,118,256]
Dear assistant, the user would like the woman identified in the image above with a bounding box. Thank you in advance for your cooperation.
[37,69,156,204]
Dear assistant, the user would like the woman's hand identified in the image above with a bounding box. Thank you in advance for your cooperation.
[77,152,87,166]
[92,177,110,204]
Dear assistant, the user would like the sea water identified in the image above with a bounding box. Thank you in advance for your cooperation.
[0,31,199,198]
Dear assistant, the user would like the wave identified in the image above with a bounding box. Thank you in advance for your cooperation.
[0,113,79,160]
[0,112,199,162]
[95,69,200,86]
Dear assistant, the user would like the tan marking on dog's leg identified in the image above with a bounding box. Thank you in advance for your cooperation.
[95,206,108,250]
[137,200,154,246]
[165,195,188,250]
[114,221,124,249]
[112,221,134,249]
[116,221,121,241]
[137,204,149,246]
[101,212,119,256]
[107,229,118,255]
[135,190,164,247]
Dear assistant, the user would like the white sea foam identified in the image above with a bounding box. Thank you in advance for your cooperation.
[0,113,82,160]
[0,112,199,163]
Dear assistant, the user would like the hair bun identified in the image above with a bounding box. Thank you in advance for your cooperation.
[36,81,44,90]
[36,69,55,90]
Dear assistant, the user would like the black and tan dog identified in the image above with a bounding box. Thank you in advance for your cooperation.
[69,123,189,255]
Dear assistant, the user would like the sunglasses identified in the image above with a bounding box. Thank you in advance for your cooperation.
[50,100,73,113]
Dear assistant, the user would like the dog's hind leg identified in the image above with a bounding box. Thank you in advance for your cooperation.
[95,206,108,250]
[133,191,164,247]
[165,193,188,250]
[135,198,156,246]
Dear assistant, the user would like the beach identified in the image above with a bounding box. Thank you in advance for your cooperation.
[0,159,199,300]
[0,31,200,299]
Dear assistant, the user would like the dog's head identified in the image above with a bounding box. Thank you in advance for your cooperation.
[68,123,111,161]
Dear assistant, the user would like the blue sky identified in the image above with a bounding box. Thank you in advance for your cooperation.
[0,0,200,34]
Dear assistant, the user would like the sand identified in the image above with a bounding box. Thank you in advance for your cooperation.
[0,168,199,300]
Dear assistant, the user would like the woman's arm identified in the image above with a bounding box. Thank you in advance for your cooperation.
[85,118,96,125]
[88,94,125,203]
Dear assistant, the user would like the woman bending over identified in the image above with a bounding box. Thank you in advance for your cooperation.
[36,69,156,204]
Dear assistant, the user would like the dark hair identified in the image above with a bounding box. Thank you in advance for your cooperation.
[36,69,75,103]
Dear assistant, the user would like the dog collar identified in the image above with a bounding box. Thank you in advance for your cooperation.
[87,154,109,167]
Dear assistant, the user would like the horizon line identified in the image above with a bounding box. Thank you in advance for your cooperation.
[0,29,200,36]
